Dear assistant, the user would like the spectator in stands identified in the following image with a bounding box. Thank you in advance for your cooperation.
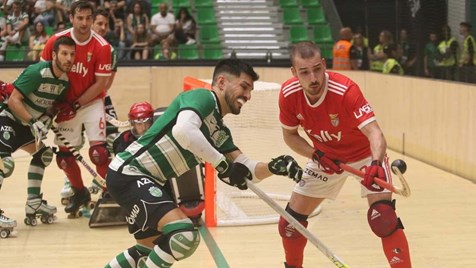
[55,0,73,23]
[397,28,417,76]
[353,32,369,70]
[369,30,393,73]
[0,15,6,61]
[154,39,176,60]
[0,1,30,52]
[458,22,475,83]
[55,21,66,33]
[33,0,56,27]
[434,25,458,81]
[382,43,403,75]
[126,0,151,20]
[149,3,174,47]
[332,27,358,70]
[423,32,438,78]
[174,7,196,45]
[107,18,127,60]
[104,0,126,31]
[27,21,49,61]
[130,23,148,60]
[126,0,149,46]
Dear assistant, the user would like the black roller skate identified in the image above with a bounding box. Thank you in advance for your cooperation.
[65,187,95,218]
[0,209,17,238]
[24,194,57,226]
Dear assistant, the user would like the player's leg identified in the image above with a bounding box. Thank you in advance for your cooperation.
[280,161,347,268]
[367,193,411,268]
[82,99,110,179]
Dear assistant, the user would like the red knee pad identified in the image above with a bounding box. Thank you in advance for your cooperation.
[56,151,77,171]
[89,143,110,166]
[179,201,205,218]
[279,216,308,239]
[368,199,402,238]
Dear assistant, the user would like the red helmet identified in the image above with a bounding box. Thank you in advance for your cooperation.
[128,102,154,121]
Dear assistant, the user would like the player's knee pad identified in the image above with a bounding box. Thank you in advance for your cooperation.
[88,143,110,166]
[279,204,309,239]
[367,199,404,238]
[179,200,205,219]
[0,156,14,178]
[55,151,76,171]
[153,218,200,261]
[31,146,54,167]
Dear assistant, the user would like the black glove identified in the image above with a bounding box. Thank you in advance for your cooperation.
[217,161,251,190]
[268,155,303,182]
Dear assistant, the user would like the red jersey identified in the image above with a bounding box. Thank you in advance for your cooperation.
[41,28,111,103]
[279,72,375,162]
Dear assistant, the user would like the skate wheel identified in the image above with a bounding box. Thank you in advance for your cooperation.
[41,216,47,224]
[30,218,37,226]
[61,198,70,206]
[76,210,83,217]
[0,229,8,238]
[47,216,55,224]
[88,202,95,210]
[24,217,31,225]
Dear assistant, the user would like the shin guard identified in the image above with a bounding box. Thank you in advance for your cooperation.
[278,205,309,268]
[56,149,84,189]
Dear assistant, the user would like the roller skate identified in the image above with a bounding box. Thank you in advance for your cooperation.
[60,177,74,206]
[65,187,95,218]
[0,209,17,238]
[24,194,57,226]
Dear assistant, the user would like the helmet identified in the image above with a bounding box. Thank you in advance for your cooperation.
[128,102,154,121]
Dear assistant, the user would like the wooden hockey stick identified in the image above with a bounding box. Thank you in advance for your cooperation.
[105,114,130,128]
[339,163,411,197]
[51,126,106,188]
[246,181,350,268]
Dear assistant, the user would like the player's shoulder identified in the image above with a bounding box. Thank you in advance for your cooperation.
[281,76,302,98]
[91,31,111,48]
[326,71,357,96]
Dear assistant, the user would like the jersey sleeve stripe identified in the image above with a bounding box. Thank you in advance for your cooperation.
[328,79,348,91]
[328,87,344,96]
[282,80,300,94]
[281,123,299,130]
[95,72,112,76]
[357,117,376,129]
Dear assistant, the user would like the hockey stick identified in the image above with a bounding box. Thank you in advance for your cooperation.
[339,163,411,197]
[105,114,130,128]
[51,126,106,188]
[246,181,350,268]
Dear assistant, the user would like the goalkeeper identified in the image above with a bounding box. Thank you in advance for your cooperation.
[105,59,302,268]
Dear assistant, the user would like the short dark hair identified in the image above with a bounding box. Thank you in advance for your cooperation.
[289,41,321,65]
[53,36,76,54]
[70,1,94,17]
[212,59,259,85]
[94,8,109,21]
[460,22,472,29]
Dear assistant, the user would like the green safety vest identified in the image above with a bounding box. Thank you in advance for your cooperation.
[437,37,457,66]
[460,35,476,65]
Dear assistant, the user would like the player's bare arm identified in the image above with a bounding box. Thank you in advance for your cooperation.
[8,88,33,123]
[74,75,109,106]
[360,120,387,162]
[282,127,314,159]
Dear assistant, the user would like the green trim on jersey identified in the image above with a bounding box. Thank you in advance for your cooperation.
[12,61,69,124]
[111,45,118,72]
[111,89,238,184]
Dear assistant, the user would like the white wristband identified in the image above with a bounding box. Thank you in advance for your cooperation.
[234,154,260,183]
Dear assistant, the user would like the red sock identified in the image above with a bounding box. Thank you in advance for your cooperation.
[279,217,308,268]
[56,150,84,190]
[382,229,411,268]
[95,160,110,179]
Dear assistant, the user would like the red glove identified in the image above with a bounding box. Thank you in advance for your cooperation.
[54,101,81,123]
[362,160,386,192]
[312,149,343,174]
[0,81,14,101]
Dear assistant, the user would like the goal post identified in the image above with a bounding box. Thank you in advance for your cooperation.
[182,76,321,227]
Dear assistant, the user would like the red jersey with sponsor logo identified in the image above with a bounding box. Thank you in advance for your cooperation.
[41,28,111,103]
[279,72,374,162]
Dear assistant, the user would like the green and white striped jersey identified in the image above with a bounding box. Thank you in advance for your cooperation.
[11,61,69,125]
[109,89,238,184]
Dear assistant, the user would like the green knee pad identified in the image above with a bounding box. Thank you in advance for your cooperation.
[155,218,200,261]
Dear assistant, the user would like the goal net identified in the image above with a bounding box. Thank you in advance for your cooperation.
[183,77,321,227]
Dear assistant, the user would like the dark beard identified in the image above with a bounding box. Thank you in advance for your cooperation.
[224,90,241,115]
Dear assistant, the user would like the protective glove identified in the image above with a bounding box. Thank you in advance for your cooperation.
[362,160,386,192]
[268,155,303,182]
[29,119,48,140]
[0,81,14,102]
[54,101,80,123]
[215,159,251,190]
[312,149,343,174]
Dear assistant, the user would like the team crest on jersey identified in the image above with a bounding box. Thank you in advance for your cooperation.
[87,52,92,62]
[3,131,10,140]
[148,186,163,197]
[329,114,339,127]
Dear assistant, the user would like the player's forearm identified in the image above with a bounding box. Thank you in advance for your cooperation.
[76,77,108,105]
[8,93,33,123]
[105,72,116,91]
[368,131,387,162]
[283,129,314,159]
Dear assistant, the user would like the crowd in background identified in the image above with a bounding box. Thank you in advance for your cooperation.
[334,23,475,83]
[0,0,196,61]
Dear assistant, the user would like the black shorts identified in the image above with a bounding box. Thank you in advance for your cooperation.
[106,168,177,240]
[0,113,35,154]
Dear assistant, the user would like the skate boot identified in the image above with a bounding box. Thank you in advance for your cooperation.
[24,194,57,226]
[60,177,74,205]
[65,187,94,218]
[0,209,17,238]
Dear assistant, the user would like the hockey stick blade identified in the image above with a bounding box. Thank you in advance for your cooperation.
[339,163,410,197]
[246,181,350,268]
[105,114,130,128]
[51,126,107,188]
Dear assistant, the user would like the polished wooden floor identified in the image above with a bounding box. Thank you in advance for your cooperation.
[0,134,475,268]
